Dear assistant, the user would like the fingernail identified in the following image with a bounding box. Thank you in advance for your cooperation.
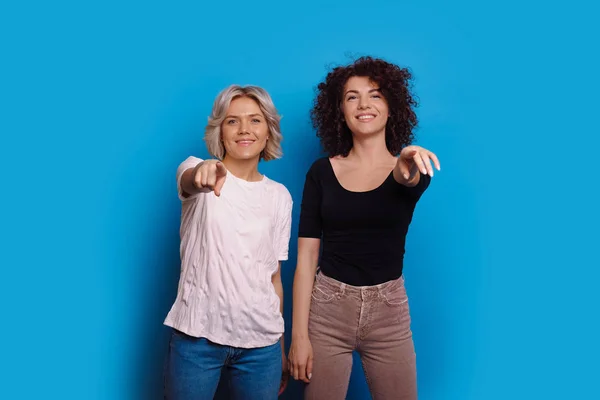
[308,373,312,379]
[404,174,409,179]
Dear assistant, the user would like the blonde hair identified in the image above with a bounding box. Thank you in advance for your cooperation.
[204,85,283,161]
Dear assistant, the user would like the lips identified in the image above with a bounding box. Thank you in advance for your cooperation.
[235,140,255,146]
[356,113,376,121]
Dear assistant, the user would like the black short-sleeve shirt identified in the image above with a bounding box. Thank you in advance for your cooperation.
[298,157,430,286]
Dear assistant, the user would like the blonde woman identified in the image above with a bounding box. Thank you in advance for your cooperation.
[164,85,292,399]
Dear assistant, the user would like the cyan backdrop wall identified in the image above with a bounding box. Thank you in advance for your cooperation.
[1,0,598,399]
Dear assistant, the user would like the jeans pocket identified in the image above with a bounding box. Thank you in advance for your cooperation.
[311,283,338,304]
[382,286,408,307]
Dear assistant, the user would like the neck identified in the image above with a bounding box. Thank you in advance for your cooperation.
[222,155,262,181]
[347,130,391,165]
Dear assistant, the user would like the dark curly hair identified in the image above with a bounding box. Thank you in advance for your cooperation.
[310,56,418,157]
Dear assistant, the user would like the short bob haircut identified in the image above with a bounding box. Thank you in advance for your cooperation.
[204,85,283,161]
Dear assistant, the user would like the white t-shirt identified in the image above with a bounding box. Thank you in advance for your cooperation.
[164,156,293,348]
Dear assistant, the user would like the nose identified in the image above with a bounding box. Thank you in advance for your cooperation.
[239,119,251,135]
[358,96,370,110]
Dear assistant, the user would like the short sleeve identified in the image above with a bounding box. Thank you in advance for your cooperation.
[176,156,203,201]
[274,189,293,261]
[298,162,323,238]
[400,172,431,202]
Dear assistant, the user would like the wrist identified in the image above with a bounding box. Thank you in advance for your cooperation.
[292,330,309,341]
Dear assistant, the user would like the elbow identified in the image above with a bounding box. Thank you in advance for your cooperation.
[296,237,320,275]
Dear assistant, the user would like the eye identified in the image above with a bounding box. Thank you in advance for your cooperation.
[251,118,262,123]
[371,94,381,99]
[226,119,237,125]
[346,95,357,101]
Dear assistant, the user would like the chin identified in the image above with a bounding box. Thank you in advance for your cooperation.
[229,152,261,161]
[352,127,384,137]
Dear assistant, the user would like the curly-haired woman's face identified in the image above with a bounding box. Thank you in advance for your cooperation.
[220,96,269,161]
[341,76,389,138]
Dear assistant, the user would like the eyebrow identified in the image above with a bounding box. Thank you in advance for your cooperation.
[344,88,381,96]
[224,113,264,119]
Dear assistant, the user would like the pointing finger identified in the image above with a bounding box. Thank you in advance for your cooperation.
[428,151,441,171]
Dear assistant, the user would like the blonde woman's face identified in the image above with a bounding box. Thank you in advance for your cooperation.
[221,96,269,161]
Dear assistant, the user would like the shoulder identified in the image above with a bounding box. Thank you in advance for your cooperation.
[306,157,330,177]
[183,156,203,164]
[178,156,203,171]
[264,178,293,206]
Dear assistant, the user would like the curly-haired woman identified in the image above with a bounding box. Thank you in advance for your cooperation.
[288,57,441,399]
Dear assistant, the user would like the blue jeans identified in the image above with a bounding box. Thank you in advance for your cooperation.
[164,329,282,400]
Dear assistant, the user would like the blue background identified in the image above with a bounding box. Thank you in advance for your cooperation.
[1,0,598,399]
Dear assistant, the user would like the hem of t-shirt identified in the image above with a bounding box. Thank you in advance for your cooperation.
[164,321,282,349]
[298,232,322,239]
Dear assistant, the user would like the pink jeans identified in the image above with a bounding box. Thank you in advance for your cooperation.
[304,272,417,400]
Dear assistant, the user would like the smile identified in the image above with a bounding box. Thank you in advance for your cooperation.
[356,114,376,121]
[236,140,255,146]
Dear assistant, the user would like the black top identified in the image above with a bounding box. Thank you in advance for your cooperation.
[298,157,431,286]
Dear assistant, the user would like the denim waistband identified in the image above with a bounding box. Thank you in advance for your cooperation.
[315,271,404,297]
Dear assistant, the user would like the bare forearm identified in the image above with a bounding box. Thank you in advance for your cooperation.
[291,268,314,339]
[272,270,285,350]
[181,167,202,197]
[292,240,320,340]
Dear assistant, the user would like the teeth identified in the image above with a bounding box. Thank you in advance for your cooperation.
[358,115,374,120]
